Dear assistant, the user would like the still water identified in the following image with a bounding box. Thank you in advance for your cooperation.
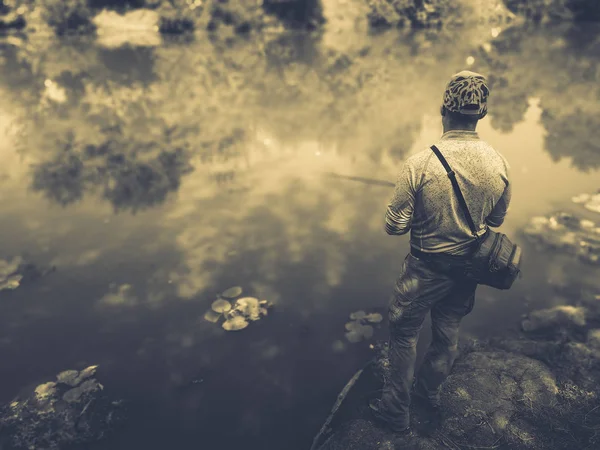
[0,17,599,450]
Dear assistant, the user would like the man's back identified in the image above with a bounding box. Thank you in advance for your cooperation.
[386,129,511,256]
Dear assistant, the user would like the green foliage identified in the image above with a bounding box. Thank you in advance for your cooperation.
[366,0,463,29]
[262,0,325,30]
[38,0,96,35]
[504,0,600,22]
[157,0,201,34]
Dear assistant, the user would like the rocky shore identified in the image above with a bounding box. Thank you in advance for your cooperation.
[315,193,600,450]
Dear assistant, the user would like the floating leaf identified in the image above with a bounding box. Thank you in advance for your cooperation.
[0,256,23,279]
[345,331,363,343]
[221,286,243,299]
[365,313,383,324]
[62,379,102,403]
[572,193,591,204]
[235,297,261,321]
[78,365,98,381]
[204,310,221,323]
[344,323,374,343]
[585,194,600,214]
[345,321,360,331]
[211,299,232,313]
[350,310,366,320]
[34,382,57,400]
[362,325,374,339]
[0,274,22,291]
[222,316,249,331]
[56,370,80,387]
[332,340,346,352]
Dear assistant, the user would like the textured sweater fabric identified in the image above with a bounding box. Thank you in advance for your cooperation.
[385,130,511,256]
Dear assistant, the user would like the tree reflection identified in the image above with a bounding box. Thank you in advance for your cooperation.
[30,132,194,212]
[480,23,600,171]
[2,24,536,213]
[541,111,600,172]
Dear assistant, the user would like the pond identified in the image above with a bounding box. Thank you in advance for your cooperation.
[0,17,599,450]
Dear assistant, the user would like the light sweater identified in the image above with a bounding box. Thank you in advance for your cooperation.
[385,130,511,256]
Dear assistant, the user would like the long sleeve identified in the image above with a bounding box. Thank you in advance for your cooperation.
[385,159,418,235]
[486,181,512,227]
[486,154,512,228]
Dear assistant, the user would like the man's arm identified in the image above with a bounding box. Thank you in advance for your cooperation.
[385,160,417,235]
[486,181,512,228]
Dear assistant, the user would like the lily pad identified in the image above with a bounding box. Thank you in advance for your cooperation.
[584,194,600,214]
[362,325,374,339]
[0,274,22,291]
[211,299,232,313]
[56,370,80,387]
[365,313,383,324]
[572,193,591,204]
[34,382,57,400]
[221,286,243,299]
[77,365,98,382]
[204,310,221,323]
[344,323,374,343]
[332,340,346,352]
[0,256,22,279]
[235,297,261,321]
[62,379,103,403]
[350,310,366,320]
[345,331,363,343]
[345,321,360,331]
[222,315,249,331]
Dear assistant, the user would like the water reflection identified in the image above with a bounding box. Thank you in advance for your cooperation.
[476,22,600,170]
[0,20,600,450]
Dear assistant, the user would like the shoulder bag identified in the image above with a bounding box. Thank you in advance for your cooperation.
[430,145,523,290]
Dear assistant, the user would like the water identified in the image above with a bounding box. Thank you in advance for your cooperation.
[0,18,599,450]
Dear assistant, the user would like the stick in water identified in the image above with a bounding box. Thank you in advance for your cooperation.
[323,172,395,188]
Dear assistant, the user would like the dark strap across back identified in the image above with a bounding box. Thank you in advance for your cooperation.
[429,145,480,242]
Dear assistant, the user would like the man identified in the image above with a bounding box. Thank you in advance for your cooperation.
[369,71,512,443]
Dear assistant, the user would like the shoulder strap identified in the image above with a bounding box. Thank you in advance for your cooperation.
[430,145,479,239]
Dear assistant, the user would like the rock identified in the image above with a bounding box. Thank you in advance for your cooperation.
[521,305,587,333]
[441,351,558,448]
[316,349,561,450]
[521,212,600,265]
[0,365,122,450]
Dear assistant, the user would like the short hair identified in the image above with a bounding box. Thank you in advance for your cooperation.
[446,109,480,127]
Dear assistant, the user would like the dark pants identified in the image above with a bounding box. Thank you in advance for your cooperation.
[377,250,477,430]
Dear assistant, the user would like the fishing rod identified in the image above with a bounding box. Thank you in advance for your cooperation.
[323,172,395,188]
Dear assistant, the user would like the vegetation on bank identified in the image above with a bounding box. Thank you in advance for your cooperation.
[0,0,325,36]
[1,0,600,36]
